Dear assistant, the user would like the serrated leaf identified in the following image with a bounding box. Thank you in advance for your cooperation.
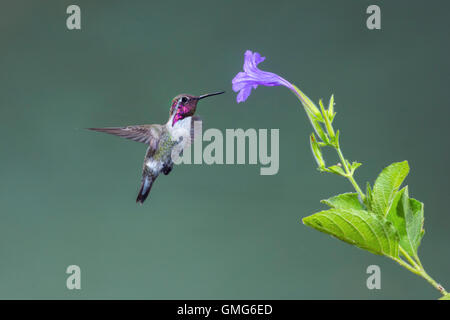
[372,161,410,217]
[386,187,425,259]
[303,208,399,258]
[326,165,346,176]
[321,193,364,210]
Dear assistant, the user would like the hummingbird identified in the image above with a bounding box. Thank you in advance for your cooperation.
[88,91,225,204]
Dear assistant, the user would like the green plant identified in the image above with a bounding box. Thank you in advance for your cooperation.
[232,50,448,299]
[302,93,448,299]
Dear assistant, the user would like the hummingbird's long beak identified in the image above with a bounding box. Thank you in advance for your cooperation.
[197,91,225,100]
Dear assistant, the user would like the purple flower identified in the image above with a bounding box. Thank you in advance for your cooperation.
[232,50,324,134]
[232,50,294,103]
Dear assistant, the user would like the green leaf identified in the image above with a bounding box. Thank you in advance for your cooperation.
[321,193,364,210]
[350,161,362,174]
[328,94,335,121]
[365,182,373,211]
[329,129,340,148]
[334,129,340,147]
[372,161,410,217]
[319,98,325,110]
[386,187,425,259]
[319,99,335,139]
[303,208,399,257]
[311,118,329,144]
[310,133,325,169]
[325,165,346,176]
[329,112,336,123]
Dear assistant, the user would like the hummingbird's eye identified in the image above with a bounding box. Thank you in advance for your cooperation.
[181,97,188,104]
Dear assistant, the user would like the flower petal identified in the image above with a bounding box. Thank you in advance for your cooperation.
[232,72,248,92]
[232,50,294,103]
[243,50,265,74]
[236,86,253,103]
[253,52,265,65]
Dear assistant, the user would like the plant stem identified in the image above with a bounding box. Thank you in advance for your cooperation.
[414,254,424,270]
[419,268,448,296]
[335,147,447,297]
[394,255,448,296]
[393,256,421,276]
[397,247,448,296]
[399,246,421,270]
[298,89,448,298]
[335,147,366,201]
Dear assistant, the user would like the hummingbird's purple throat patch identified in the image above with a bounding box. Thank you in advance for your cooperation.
[172,105,190,126]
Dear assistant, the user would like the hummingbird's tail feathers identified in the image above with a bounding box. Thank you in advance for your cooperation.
[136,174,155,204]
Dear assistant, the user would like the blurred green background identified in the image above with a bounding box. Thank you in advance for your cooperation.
[0,0,449,299]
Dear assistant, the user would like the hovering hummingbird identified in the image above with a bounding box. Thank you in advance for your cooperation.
[88,91,225,204]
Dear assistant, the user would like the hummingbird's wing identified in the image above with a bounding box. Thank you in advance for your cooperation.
[88,125,164,148]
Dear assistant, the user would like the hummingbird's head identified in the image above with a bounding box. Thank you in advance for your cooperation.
[170,91,225,126]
